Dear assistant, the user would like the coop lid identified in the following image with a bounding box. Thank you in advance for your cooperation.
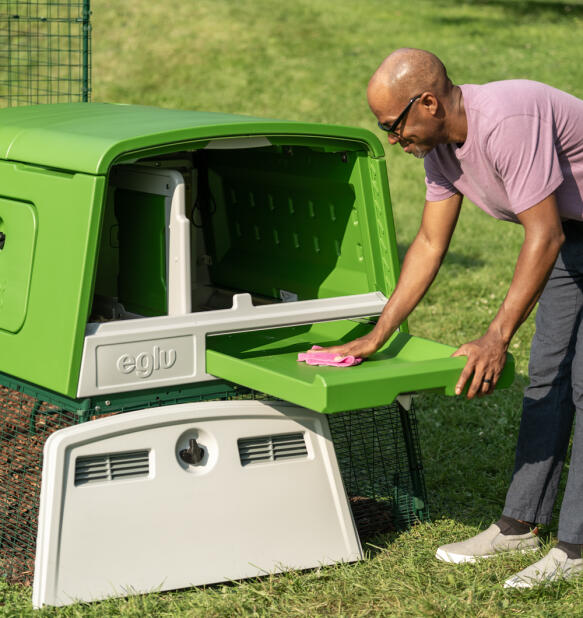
[0,103,385,175]
[206,320,515,413]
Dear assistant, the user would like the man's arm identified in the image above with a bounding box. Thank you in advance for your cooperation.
[312,193,463,358]
[453,192,565,398]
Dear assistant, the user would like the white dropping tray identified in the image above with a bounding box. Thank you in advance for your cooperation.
[33,400,361,608]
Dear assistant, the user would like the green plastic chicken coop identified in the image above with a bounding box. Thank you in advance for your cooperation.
[0,103,513,607]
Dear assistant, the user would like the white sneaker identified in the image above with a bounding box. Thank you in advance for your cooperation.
[504,547,583,588]
[436,523,540,564]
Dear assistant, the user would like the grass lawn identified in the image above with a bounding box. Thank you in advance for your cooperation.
[4,0,583,615]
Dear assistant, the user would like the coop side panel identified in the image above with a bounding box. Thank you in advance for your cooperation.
[0,162,105,396]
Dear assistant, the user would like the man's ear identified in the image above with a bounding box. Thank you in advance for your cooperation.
[419,92,439,116]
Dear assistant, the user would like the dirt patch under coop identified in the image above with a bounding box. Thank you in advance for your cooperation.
[0,387,81,584]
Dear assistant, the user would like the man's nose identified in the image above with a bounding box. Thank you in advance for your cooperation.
[387,134,401,146]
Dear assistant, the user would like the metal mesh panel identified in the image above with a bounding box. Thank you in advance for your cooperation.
[0,386,79,584]
[327,401,429,540]
[0,0,91,107]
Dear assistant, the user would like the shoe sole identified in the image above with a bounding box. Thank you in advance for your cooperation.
[503,577,533,589]
[435,548,494,564]
[503,571,582,589]
[503,565,583,589]
[435,546,539,565]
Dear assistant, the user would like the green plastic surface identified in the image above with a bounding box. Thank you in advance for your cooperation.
[0,103,394,397]
[0,197,37,333]
[0,103,385,174]
[203,147,398,301]
[115,189,167,316]
[206,321,515,413]
[0,162,105,396]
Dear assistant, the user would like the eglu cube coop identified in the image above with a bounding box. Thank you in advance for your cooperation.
[0,103,513,607]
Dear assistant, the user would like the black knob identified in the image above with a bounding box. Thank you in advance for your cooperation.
[179,438,205,465]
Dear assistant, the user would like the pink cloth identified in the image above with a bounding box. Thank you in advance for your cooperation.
[297,345,363,367]
[424,81,583,222]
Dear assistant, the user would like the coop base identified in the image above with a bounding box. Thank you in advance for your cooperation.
[33,400,362,607]
[0,377,428,608]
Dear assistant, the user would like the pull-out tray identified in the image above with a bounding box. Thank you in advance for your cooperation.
[206,320,515,413]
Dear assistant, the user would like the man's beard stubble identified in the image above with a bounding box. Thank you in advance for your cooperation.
[412,146,428,159]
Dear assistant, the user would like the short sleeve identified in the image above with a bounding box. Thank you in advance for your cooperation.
[424,151,458,202]
[486,115,564,214]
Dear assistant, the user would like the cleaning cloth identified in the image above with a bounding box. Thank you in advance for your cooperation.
[297,345,363,367]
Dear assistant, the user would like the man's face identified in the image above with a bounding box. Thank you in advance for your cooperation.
[369,88,439,158]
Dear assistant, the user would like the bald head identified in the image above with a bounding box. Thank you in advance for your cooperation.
[368,48,452,113]
[367,49,467,154]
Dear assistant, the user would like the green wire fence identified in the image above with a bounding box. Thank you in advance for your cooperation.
[0,0,91,107]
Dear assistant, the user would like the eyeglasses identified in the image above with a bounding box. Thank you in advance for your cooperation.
[377,94,422,137]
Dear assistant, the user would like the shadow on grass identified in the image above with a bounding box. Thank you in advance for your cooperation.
[433,16,499,27]
[396,242,486,270]
[453,0,583,19]
[415,381,527,527]
[361,530,403,558]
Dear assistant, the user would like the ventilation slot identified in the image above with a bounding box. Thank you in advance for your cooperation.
[75,450,150,486]
[238,433,307,466]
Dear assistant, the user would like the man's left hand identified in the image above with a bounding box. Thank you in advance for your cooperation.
[452,331,508,398]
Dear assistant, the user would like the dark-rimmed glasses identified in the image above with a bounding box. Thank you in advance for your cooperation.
[377,94,422,137]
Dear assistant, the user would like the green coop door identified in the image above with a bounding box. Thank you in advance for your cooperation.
[0,198,37,333]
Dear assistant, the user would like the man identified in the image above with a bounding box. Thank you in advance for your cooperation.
[314,48,583,588]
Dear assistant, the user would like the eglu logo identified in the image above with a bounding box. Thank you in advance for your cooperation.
[116,345,177,379]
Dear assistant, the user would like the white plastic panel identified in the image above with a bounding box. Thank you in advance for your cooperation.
[33,400,361,608]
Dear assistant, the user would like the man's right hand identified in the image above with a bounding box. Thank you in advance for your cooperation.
[305,333,384,360]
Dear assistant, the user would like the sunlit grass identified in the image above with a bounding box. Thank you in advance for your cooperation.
[5,0,583,614]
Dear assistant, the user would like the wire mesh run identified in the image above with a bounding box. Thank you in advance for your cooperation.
[0,386,78,584]
[0,0,91,107]
[327,401,429,540]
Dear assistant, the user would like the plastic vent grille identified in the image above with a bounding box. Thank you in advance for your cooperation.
[238,432,307,466]
[75,450,150,486]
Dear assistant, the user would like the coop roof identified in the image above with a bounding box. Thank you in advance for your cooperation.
[0,103,385,175]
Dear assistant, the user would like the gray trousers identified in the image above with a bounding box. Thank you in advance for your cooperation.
[503,219,583,544]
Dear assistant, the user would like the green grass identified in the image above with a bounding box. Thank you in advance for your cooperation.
[6,0,583,614]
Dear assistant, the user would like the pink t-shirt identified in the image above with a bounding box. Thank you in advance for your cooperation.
[424,80,583,222]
